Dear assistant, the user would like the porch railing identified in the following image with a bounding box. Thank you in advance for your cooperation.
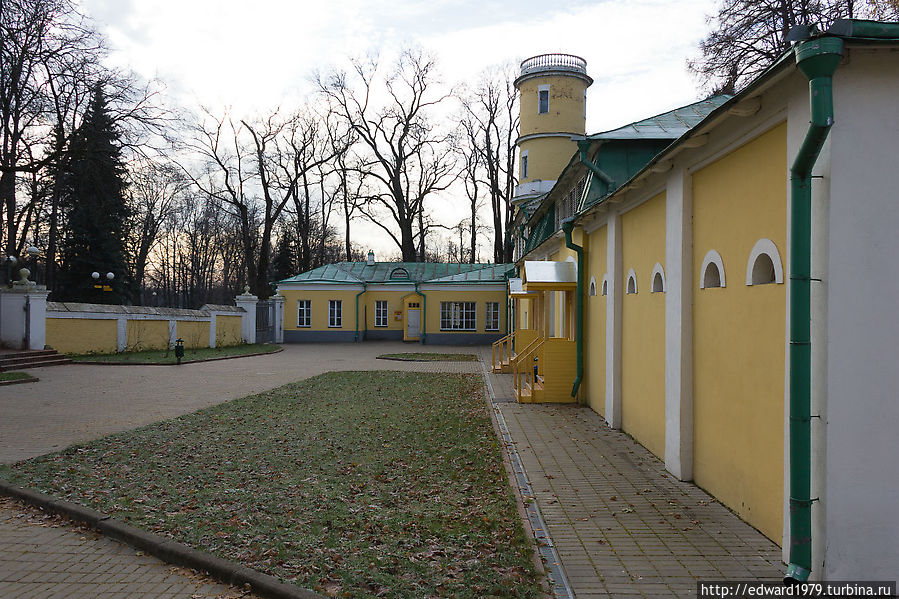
[513,336,545,400]
[492,330,515,371]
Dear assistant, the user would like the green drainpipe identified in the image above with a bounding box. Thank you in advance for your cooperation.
[561,218,584,399]
[354,283,367,342]
[577,139,616,191]
[785,36,843,585]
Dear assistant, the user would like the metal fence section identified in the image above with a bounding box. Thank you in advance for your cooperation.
[256,300,275,344]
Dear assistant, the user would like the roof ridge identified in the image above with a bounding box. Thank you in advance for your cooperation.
[589,94,731,138]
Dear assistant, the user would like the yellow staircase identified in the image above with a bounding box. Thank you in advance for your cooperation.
[512,337,576,404]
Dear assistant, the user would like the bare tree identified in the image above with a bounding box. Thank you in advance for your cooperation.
[689,0,895,94]
[458,64,518,263]
[184,111,260,295]
[456,123,480,264]
[0,0,96,257]
[318,49,457,262]
[125,160,185,304]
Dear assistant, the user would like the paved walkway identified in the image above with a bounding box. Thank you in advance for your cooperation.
[480,351,785,598]
[0,497,250,599]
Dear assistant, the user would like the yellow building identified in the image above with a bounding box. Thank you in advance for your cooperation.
[496,24,899,582]
[277,258,511,344]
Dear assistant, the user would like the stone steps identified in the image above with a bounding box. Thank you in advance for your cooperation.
[0,349,71,372]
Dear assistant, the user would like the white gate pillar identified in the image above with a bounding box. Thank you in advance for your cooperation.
[235,287,258,344]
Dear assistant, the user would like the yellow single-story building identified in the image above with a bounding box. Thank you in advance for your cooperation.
[276,259,511,344]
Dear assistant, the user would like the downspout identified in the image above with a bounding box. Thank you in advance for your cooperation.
[577,140,616,191]
[354,283,367,342]
[561,218,584,399]
[785,36,843,585]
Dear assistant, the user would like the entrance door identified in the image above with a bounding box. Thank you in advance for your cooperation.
[406,309,420,340]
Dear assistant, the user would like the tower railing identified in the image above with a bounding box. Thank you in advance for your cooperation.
[519,53,588,77]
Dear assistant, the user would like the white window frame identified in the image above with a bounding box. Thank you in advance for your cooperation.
[440,301,476,331]
[745,238,784,286]
[538,85,550,114]
[375,300,388,327]
[700,249,726,289]
[328,299,342,327]
[297,299,311,328]
[485,302,500,331]
[650,263,666,293]
[521,150,529,179]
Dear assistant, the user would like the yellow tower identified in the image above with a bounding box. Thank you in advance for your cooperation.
[514,54,592,201]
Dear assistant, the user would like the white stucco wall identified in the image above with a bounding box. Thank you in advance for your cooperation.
[823,46,899,580]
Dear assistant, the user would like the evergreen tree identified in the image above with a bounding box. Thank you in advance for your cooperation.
[57,87,131,303]
[270,230,296,282]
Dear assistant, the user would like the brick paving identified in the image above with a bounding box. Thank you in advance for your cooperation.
[0,497,251,599]
[477,347,785,599]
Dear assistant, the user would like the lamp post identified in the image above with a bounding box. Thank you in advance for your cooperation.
[3,255,16,286]
[91,271,114,302]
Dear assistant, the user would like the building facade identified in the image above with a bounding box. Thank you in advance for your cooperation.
[499,26,899,582]
[277,259,511,345]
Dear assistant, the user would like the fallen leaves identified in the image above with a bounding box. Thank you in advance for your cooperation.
[5,371,542,599]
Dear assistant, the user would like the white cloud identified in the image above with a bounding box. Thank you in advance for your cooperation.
[77,0,718,258]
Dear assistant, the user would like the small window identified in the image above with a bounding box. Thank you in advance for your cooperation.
[328,299,342,327]
[651,263,665,293]
[440,301,476,331]
[390,268,409,280]
[485,302,500,331]
[703,263,722,288]
[700,249,726,289]
[408,302,419,308]
[375,300,388,327]
[652,273,664,292]
[297,300,311,328]
[626,269,637,295]
[746,238,784,286]
[521,153,528,179]
[588,276,597,297]
[601,277,608,296]
[538,89,549,114]
[751,254,776,285]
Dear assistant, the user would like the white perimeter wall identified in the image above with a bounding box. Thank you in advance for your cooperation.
[823,47,899,580]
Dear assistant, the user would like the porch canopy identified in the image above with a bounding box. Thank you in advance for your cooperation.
[522,260,577,291]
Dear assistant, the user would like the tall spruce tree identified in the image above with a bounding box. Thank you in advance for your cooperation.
[57,88,130,303]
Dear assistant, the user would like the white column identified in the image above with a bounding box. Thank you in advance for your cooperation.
[116,316,127,352]
[24,288,49,351]
[208,311,217,348]
[271,294,285,344]
[0,289,26,349]
[664,168,694,481]
[605,211,623,429]
[235,289,258,344]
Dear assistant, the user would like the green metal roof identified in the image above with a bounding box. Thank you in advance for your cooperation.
[588,95,730,141]
[278,262,512,285]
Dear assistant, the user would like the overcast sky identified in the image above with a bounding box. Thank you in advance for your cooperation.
[78,0,719,259]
